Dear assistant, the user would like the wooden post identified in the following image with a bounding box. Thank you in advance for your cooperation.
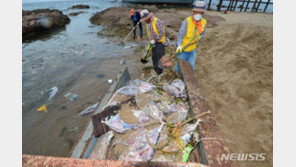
[245,0,251,11]
[263,0,270,12]
[227,0,233,10]
[255,0,262,12]
[233,0,239,11]
[230,0,235,11]
[208,0,212,10]
[240,0,246,11]
[252,0,258,12]
[217,0,224,11]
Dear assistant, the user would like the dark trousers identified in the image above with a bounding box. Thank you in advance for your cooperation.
[152,42,165,75]
[133,21,143,39]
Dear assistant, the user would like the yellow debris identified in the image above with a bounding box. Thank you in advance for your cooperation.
[37,105,47,113]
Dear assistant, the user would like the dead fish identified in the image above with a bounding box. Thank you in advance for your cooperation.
[78,102,99,116]
[48,86,58,100]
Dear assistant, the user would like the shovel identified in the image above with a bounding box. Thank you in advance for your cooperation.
[119,22,139,46]
[140,48,150,64]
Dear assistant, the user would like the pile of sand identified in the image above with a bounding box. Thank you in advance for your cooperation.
[194,12,273,167]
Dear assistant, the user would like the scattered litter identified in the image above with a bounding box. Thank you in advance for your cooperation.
[115,79,155,96]
[120,58,126,65]
[108,79,113,84]
[122,125,163,161]
[77,102,99,117]
[97,74,106,79]
[182,144,194,162]
[37,105,47,113]
[132,110,150,124]
[89,131,114,160]
[48,86,58,100]
[143,101,165,124]
[64,92,79,101]
[162,79,187,100]
[102,114,138,133]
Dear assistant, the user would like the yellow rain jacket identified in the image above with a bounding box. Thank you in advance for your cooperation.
[181,16,206,52]
[146,17,166,43]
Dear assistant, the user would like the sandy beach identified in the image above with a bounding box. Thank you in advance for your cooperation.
[22,3,272,166]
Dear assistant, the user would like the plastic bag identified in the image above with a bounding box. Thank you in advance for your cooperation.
[78,102,99,116]
[143,101,165,124]
[122,125,163,161]
[48,86,58,100]
[102,114,138,133]
[132,110,150,124]
[115,80,155,96]
[89,130,114,160]
[166,102,189,124]
[162,79,187,100]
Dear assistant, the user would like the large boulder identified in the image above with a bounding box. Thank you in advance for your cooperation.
[70,5,90,9]
[22,9,70,39]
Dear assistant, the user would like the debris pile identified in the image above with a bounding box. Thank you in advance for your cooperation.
[91,68,208,162]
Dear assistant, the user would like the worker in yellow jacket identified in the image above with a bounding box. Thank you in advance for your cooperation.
[140,9,165,75]
[175,1,207,73]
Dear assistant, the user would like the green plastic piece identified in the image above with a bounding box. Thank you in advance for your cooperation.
[182,144,194,162]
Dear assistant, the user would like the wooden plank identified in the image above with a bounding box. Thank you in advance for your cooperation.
[244,0,251,11]
[263,0,270,12]
[217,0,224,11]
[178,59,232,167]
[208,0,212,10]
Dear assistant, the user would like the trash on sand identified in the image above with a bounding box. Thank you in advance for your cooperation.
[182,144,194,162]
[120,58,126,65]
[122,125,163,161]
[102,114,138,133]
[143,101,165,124]
[162,79,187,100]
[37,105,47,113]
[97,74,106,79]
[132,110,150,124]
[77,102,99,116]
[165,102,189,124]
[48,86,58,100]
[108,79,113,84]
[89,130,114,160]
[116,79,155,96]
[64,92,79,101]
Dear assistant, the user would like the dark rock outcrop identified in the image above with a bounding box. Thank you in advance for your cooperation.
[69,11,84,16]
[70,5,90,9]
[22,9,70,39]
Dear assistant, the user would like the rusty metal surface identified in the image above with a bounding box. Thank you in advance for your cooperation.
[178,59,233,167]
[23,154,208,167]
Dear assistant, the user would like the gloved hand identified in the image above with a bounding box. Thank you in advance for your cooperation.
[149,40,155,45]
[147,44,152,50]
[176,46,182,53]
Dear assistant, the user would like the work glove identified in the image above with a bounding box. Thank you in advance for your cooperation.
[176,46,182,54]
[147,44,152,50]
[149,40,155,45]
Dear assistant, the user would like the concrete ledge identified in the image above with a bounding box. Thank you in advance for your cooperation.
[178,59,233,167]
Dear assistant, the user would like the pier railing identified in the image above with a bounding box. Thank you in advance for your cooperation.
[207,0,273,13]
